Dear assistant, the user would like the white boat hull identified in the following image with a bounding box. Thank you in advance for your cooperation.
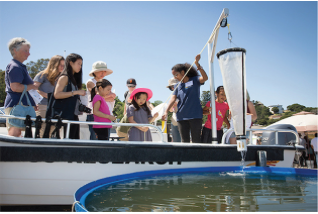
[0,149,295,205]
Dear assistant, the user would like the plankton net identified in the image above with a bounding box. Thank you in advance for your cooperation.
[217,47,247,142]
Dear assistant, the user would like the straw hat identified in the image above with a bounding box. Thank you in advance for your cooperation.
[130,88,153,101]
[167,77,179,88]
[89,61,113,77]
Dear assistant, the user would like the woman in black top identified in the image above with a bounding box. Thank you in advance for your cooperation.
[53,53,86,139]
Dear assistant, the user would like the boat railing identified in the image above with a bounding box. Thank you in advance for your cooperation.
[0,114,166,142]
[221,128,300,145]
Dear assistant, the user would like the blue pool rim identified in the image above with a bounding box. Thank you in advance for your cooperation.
[73,166,317,212]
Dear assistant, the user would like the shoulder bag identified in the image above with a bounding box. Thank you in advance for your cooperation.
[8,85,36,128]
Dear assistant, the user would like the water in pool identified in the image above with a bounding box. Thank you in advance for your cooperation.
[85,172,317,212]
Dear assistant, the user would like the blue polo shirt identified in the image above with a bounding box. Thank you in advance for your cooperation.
[173,76,203,121]
[4,59,35,108]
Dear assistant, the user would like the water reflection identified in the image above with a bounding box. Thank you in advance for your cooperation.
[85,172,317,212]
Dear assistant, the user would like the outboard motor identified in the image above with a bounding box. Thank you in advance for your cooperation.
[262,124,297,145]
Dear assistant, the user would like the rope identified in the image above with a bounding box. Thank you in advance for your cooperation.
[158,24,222,118]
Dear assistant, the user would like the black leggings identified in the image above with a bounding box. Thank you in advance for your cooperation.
[177,119,202,143]
[63,115,79,139]
[93,128,109,140]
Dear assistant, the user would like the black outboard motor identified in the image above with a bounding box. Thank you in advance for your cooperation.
[262,124,297,145]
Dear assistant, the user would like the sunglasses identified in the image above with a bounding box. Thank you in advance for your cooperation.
[128,85,136,88]
[16,40,25,45]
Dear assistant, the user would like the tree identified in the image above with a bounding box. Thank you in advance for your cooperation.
[152,100,162,107]
[272,107,279,114]
[0,70,6,106]
[200,90,212,107]
[287,103,306,112]
[113,96,124,120]
[26,58,49,79]
[81,83,87,90]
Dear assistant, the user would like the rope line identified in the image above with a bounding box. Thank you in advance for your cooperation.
[157,24,222,118]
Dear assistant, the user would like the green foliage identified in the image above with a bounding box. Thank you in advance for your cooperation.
[26,58,49,79]
[113,96,124,120]
[82,83,86,90]
[200,90,211,107]
[271,107,279,114]
[287,103,306,112]
[0,70,6,106]
[152,100,162,107]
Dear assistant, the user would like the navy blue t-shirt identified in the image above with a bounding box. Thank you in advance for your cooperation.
[173,76,203,121]
[4,59,35,108]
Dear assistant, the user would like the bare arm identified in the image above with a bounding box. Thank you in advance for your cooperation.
[103,92,116,102]
[148,112,159,123]
[54,76,86,99]
[93,100,116,121]
[247,101,257,121]
[124,102,127,115]
[33,81,48,98]
[86,81,95,93]
[224,116,230,129]
[202,106,212,115]
[10,82,37,92]
[194,54,208,84]
[162,95,177,121]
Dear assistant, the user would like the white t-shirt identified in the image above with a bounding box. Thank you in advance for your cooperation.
[86,78,115,115]
[311,137,318,152]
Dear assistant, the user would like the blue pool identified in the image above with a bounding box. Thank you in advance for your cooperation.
[74,167,317,212]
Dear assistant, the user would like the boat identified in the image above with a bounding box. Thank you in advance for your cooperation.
[0,8,306,207]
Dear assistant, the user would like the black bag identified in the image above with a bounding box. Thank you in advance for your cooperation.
[46,75,78,120]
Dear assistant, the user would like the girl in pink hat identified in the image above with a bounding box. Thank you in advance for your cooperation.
[127,88,158,141]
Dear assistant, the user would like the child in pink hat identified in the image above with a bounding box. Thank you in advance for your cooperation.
[127,88,158,141]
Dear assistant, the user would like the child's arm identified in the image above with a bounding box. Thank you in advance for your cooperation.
[93,100,116,121]
[148,112,159,123]
[203,106,212,115]
[103,92,116,102]
[128,116,149,132]
[224,115,230,129]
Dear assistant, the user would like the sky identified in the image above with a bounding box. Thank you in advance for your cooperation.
[0,1,317,109]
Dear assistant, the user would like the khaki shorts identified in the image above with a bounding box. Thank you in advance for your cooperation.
[5,107,25,131]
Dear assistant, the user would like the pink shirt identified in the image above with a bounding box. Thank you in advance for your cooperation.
[92,94,112,128]
[204,101,229,130]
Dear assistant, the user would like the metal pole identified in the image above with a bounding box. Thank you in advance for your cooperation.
[208,43,218,144]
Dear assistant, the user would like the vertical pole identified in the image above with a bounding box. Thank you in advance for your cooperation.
[208,43,218,144]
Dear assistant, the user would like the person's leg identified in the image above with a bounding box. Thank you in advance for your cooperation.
[171,123,181,142]
[5,107,22,137]
[200,126,212,143]
[217,129,224,144]
[189,119,202,143]
[68,115,80,139]
[178,120,191,143]
[93,128,109,140]
[86,114,97,140]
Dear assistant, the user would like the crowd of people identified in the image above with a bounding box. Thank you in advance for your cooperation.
[3,37,259,144]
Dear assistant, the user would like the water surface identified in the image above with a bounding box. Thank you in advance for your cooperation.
[85,172,317,212]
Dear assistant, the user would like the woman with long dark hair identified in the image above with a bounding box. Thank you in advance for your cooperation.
[162,54,208,143]
[53,53,86,139]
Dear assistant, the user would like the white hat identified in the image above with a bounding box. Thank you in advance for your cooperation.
[167,77,179,88]
[89,61,113,77]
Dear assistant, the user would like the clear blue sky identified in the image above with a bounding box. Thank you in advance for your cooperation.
[0,1,317,109]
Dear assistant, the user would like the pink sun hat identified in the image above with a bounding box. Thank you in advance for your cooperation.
[130,88,153,101]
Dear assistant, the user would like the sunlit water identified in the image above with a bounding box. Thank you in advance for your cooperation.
[85,172,317,212]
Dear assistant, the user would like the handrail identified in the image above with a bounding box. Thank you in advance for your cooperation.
[0,114,166,142]
[221,128,300,145]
